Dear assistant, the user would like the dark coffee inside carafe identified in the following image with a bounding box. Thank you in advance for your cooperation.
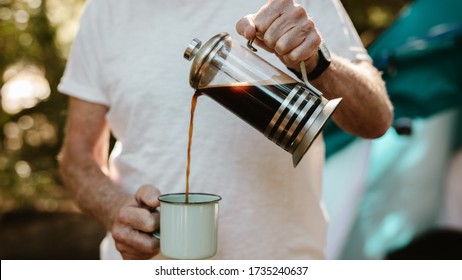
[197,82,321,151]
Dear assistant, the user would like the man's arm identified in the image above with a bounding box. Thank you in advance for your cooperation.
[59,97,124,228]
[311,56,392,139]
[236,0,393,138]
[59,97,160,259]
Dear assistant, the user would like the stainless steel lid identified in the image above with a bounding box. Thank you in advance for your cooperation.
[184,32,229,89]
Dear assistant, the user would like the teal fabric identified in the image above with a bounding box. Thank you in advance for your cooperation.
[337,0,462,259]
[324,0,462,158]
[370,0,462,54]
[369,0,462,120]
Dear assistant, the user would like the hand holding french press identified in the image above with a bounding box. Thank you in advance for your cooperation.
[235,0,322,74]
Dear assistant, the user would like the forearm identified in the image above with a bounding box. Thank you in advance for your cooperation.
[58,97,129,230]
[59,154,129,230]
[310,55,393,138]
[60,152,162,259]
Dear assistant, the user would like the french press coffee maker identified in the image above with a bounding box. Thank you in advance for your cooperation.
[184,32,341,167]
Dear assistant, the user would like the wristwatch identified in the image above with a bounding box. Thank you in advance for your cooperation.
[307,41,331,80]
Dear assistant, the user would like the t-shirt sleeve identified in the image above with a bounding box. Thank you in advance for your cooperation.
[58,0,109,106]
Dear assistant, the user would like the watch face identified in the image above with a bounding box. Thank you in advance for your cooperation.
[319,41,331,61]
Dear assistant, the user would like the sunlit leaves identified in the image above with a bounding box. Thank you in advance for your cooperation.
[0,0,84,211]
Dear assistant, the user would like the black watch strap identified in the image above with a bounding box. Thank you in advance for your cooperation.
[307,41,331,80]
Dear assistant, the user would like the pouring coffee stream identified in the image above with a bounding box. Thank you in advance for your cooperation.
[183,32,341,202]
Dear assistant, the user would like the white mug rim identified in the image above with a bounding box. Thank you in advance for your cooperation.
[158,192,221,205]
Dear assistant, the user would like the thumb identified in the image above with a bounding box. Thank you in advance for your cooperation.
[135,184,161,209]
[236,14,256,40]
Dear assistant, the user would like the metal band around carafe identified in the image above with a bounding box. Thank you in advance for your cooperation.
[264,84,300,137]
[264,85,319,151]
[288,99,325,153]
[279,97,316,148]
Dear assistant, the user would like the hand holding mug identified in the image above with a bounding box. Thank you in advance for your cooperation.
[112,185,161,260]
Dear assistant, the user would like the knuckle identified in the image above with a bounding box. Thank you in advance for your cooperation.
[137,184,149,195]
[148,240,160,255]
[300,15,315,32]
[286,51,299,62]
[142,212,156,231]
[133,235,158,256]
[117,208,130,224]
[292,5,306,19]
[253,18,265,34]
[312,35,321,47]
[263,33,275,48]
[112,227,127,243]
[274,41,288,55]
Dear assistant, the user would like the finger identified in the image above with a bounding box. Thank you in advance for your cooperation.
[117,206,159,233]
[252,0,287,38]
[263,17,296,50]
[251,37,275,53]
[135,184,161,209]
[116,243,156,260]
[261,5,308,49]
[272,26,305,56]
[113,225,160,258]
[266,6,314,53]
[236,14,257,39]
[282,33,320,69]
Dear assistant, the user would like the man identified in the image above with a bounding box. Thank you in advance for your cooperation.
[58,0,392,259]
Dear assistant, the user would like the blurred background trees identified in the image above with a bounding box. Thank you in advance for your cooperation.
[0,0,411,212]
[1,0,85,212]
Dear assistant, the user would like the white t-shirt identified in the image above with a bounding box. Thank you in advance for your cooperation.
[59,0,369,259]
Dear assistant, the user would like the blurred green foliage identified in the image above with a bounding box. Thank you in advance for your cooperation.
[0,0,411,212]
[0,0,84,211]
[342,0,411,46]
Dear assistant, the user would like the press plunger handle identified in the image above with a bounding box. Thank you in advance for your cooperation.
[184,38,202,61]
[300,60,322,97]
